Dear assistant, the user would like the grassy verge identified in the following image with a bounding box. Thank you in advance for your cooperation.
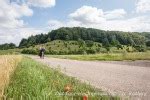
[48,51,150,61]
[4,57,117,99]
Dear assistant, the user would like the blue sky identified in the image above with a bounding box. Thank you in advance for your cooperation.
[23,0,136,28]
[0,0,150,45]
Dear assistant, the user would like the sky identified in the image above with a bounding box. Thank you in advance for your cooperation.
[0,0,150,45]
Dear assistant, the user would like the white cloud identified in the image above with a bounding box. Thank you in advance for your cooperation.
[48,19,81,30]
[96,16,150,32]
[136,0,150,13]
[50,6,150,32]
[0,0,56,45]
[0,0,33,28]
[48,20,64,29]
[69,6,127,24]
[69,6,105,24]
[0,27,44,45]
[104,9,127,20]
[0,0,42,45]
[28,0,56,8]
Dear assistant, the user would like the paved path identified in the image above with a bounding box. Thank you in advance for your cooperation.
[30,56,150,100]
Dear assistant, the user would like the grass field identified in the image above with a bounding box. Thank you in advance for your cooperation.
[48,51,150,61]
[31,40,102,52]
[21,40,139,55]
[0,55,22,98]
[3,57,117,100]
[0,49,21,55]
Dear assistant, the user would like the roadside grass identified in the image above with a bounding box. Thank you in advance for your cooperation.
[0,55,22,98]
[48,51,150,61]
[4,57,118,100]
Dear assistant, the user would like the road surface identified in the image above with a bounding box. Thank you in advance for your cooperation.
[29,56,150,100]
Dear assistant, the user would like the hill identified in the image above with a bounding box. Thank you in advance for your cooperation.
[19,27,150,48]
[21,39,142,55]
[1,27,150,55]
[21,40,104,55]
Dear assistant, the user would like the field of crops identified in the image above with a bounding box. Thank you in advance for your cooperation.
[0,49,21,55]
[0,55,22,98]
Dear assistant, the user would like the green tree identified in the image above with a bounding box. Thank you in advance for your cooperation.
[146,41,150,47]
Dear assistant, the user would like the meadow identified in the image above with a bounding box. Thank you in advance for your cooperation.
[48,51,150,61]
[21,40,103,55]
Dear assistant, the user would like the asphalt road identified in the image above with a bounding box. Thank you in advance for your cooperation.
[30,56,150,100]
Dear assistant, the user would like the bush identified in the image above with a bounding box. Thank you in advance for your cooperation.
[146,41,150,47]
[99,48,107,53]
[105,47,110,52]
[21,49,38,54]
[85,40,94,47]
[116,44,123,49]
[86,48,96,54]
[97,44,102,47]
[58,51,68,55]
[134,45,146,52]
[48,50,58,55]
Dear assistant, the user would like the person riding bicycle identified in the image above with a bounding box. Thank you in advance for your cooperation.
[39,47,45,59]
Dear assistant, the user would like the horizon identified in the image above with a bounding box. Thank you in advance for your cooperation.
[0,0,150,45]
[1,26,150,46]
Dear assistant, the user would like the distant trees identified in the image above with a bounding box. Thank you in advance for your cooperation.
[134,45,146,52]
[0,43,16,50]
[102,38,110,47]
[85,40,94,47]
[19,34,49,48]
[19,39,28,48]
[19,27,149,49]
[21,48,38,54]
[146,41,150,47]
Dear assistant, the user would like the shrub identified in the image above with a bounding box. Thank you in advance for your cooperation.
[97,44,102,47]
[99,48,107,53]
[76,49,86,54]
[58,51,68,55]
[117,44,123,49]
[86,49,96,54]
[146,41,150,47]
[21,49,38,54]
[48,50,58,55]
[85,40,94,47]
[134,45,146,52]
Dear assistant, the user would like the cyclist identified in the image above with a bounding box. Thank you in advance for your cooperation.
[39,47,45,59]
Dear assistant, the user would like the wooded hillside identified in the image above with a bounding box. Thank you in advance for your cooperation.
[19,27,149,48]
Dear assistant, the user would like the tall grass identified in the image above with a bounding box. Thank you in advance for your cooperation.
[0,49,21,55]
[48,51,150,61]
[0,55,22,98]
[4,57,117,100]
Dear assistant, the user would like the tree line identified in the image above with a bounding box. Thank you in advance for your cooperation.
[0,27,150,50]
[19,27,150,48]
[0,43,16,50]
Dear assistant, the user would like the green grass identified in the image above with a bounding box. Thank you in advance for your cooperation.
[48,51,150,61]
[0,49,21,55]
[4,57,117,100]
[23,40,103,55]
[36,40,101,51]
